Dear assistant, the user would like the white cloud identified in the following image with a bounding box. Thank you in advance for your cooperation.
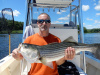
[34,12,38,14]
[72,14,75,16]
[87,25,93,27]
[2,10,12,15]
[84,25,93,29]
[65,22,69,24]
[61,10,66,12]
[52,21,63,24]
[57,12,61,14]
[94,20,100,24]
[83,23,85,25]
[58,16,69,20]
[86,18,93,21]
[82,5,90,11]
[99,0,100,4]
[94,1,100,11]
[96,13,100,16]
[56,9,66,14]
[94,3,96,5]
[0,10,20,17]
[13,10,20,16]
[95,5,100,11]
[58,14,70,20]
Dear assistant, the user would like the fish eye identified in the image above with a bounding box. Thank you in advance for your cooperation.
[24,45,28,48]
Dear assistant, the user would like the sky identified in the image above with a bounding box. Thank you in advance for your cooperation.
[0,0,100,29]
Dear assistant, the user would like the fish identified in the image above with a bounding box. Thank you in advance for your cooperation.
[18,36,100,69]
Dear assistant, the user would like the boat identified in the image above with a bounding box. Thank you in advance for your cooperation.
[0,0,100,75]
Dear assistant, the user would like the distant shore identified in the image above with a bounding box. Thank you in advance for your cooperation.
[0,30,23,34]
[0,28,100,34]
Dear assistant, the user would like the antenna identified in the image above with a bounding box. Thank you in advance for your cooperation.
[48,8,50,12]
[59,8,60,12]
[37,7,39,11]
[53,8,55,12]
[43,8,44,12]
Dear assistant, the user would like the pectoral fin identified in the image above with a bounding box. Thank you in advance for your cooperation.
[39,57,53,69]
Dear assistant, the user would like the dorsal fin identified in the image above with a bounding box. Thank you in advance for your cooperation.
[63,36,77,43]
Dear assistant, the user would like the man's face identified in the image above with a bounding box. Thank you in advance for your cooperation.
[37,14,51,31]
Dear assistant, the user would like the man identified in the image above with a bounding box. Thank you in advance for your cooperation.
[12,13,75,75]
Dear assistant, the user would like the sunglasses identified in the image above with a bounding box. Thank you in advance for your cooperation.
[37,19,51,24]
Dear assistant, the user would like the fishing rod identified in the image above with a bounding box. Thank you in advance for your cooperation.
[1,8,14,55]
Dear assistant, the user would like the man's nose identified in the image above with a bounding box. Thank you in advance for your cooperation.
[42,21,47,25]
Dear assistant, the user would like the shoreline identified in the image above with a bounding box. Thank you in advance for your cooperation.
[0,30,23,34]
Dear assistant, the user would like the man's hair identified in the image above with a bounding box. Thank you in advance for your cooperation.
[38,13,51,20]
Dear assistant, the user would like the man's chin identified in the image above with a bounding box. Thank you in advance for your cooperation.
[40,28,47,31]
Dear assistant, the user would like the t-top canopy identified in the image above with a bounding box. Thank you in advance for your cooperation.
[32,0,74,8]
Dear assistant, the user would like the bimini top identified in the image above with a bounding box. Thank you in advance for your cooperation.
[31,0,75,8]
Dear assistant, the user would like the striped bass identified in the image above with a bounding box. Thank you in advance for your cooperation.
[19,36,100,68]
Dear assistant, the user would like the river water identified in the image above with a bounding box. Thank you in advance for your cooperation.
[0,33,100,59]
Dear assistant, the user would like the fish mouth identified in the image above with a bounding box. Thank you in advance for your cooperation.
[18,43,22,50]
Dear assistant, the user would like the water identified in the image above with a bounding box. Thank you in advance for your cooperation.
[0,34,22,59]
[0,33,100,59]
[84,33,100,44]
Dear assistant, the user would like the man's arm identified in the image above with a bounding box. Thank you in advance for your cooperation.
[56,47,75,65]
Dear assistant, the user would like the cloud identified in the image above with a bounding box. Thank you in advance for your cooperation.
[96,13,100,16]
[1,10,12,15]
[56,10,66,14]
[83,23,85,25]
[34,12,39,14]
[52,21,63,24]
[87,25,93,27]
[58,16,69,20]
[94,3,96,5]
[82,5,90,11]
[61,10,66,12]
[13,10,20,16]
[58,13,75,21]
[0,10,20,17]
[94,20,100,24]
[57,12,61,14]
[84,24,98,29]
[94,1,100,11]
[58,14,70,20]
[95,5,100,11]
[65,22,69,24]
[86,18,93,21]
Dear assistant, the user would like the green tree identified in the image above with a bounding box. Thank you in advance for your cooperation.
[77,25,88,33]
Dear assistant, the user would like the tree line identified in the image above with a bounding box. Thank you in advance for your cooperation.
[77,25,100,33]
[0,17,23,32]
[0,17,100,33]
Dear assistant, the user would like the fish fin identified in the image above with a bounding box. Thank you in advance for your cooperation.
[63,36,78,43]
[45,62,53,69]
[40,57,53,69]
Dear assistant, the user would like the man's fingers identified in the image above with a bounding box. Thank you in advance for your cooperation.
[64,47,75,60]
[12,48,23,60]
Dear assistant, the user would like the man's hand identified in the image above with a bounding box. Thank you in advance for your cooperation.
[12,48,23,60]
[56,47,75,65]
[64,47,75,60]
